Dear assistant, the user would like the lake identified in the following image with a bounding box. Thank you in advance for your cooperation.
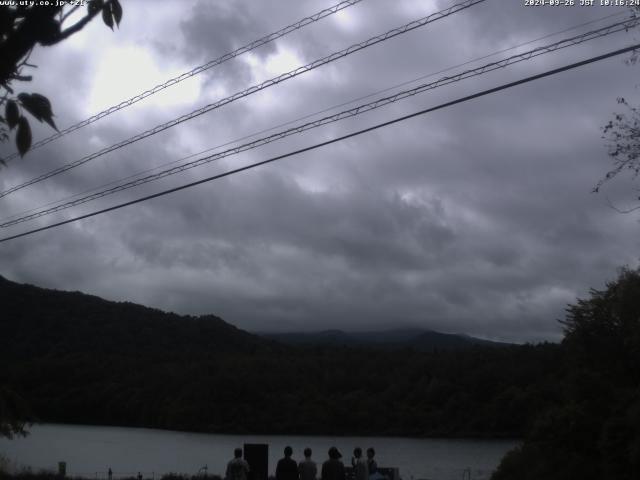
[0,424,517,480]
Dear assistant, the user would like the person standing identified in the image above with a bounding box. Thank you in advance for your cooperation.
[351,448,368,480]
[298,448,317,480]
[321,447,345,480]
[226,448,250,480]
[276,446,299,480]
[366,448,379,480]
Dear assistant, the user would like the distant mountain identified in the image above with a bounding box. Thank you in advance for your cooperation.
[0,274,271,359]
[0,274,558,438]
[261,328,512,350]
[0,274,509,357]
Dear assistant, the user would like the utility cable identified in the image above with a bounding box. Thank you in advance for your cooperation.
[1,10,623,225]
[1,16,636,229]
[0,0,486,199]
[1,42,637,244]
[0,0,365,163]
[7,9,625,225]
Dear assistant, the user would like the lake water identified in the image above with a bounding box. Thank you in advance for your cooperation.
[0,424,517,480]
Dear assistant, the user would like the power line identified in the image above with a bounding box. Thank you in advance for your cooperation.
[2,16,636,229]
[0,0,365,163]
[1,42,637,244]
[1,10,625,226]
[0,0,486,199]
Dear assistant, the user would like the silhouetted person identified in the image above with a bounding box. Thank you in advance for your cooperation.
[298,447,317,480]
[351,448,368,480]
[365,449,378,480]
[276,446,298,480]
[321,447,345,480]
[226,448,250,480]
[108,468,113,480]
[137,472,142,480]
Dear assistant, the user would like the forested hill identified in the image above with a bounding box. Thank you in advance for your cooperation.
[3,270,639,478]
[261,329,512,350]
[0,274,561,438]
[0,275,271,358]
[0,274,509,356]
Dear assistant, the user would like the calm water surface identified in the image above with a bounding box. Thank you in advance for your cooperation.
[0,424,517,480]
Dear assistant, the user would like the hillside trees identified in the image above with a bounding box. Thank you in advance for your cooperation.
[492,267,640,480]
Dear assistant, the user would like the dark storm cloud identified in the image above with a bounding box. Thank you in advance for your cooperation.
[2,0,640,342]
[117,170,457,271]
[180,1,278,61]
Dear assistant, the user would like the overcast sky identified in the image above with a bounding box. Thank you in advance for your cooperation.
[1,0,639,342]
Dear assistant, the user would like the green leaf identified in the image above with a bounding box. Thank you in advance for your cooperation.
[111,0,123,27]
[44,115,57,131]
[18,93,42,121]
[102,4,114,30]
[5,100,19,130]
[17,93,58,131]
[16,116,32,157]
[88,0,104,15]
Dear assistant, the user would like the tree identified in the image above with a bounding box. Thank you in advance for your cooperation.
[561,266,640,382]
[492,267,640,480]
[597,97,640,212]
[596,7,640,211]
[0,0,123,162]
[0,386,32,439]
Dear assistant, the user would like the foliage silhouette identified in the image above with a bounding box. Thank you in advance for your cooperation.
[492,267,640,480]
[0,0,123,163]
[597,6,640,211]
[0,275,560,438]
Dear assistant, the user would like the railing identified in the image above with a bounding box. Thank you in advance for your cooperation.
[71,471,156,480]
[71,465,212,480]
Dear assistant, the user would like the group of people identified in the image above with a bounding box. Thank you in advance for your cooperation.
[317,446,379,480]
[225,446,381,480]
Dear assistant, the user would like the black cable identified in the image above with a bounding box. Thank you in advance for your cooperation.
[0,10,627,225]
[0,0,366,163]
[0,0,486,199]
[1,43,637,244]
[4,15,635,229]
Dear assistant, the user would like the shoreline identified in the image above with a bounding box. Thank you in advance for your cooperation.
[15,422,522,443]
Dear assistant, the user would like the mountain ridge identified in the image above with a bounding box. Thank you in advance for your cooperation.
[0,273,559,438]
[259,328,513,350]
[0,274,272,358]
[1,274,510,351]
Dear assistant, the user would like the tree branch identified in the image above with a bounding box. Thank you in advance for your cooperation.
[56,6,103,42]
[0,7,62,85]
[60,5,81,25]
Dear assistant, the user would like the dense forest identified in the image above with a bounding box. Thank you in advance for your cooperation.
[0,274,559,438]
[261,329,512,349]
[1,268,639,479]
[491,267,640,480]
